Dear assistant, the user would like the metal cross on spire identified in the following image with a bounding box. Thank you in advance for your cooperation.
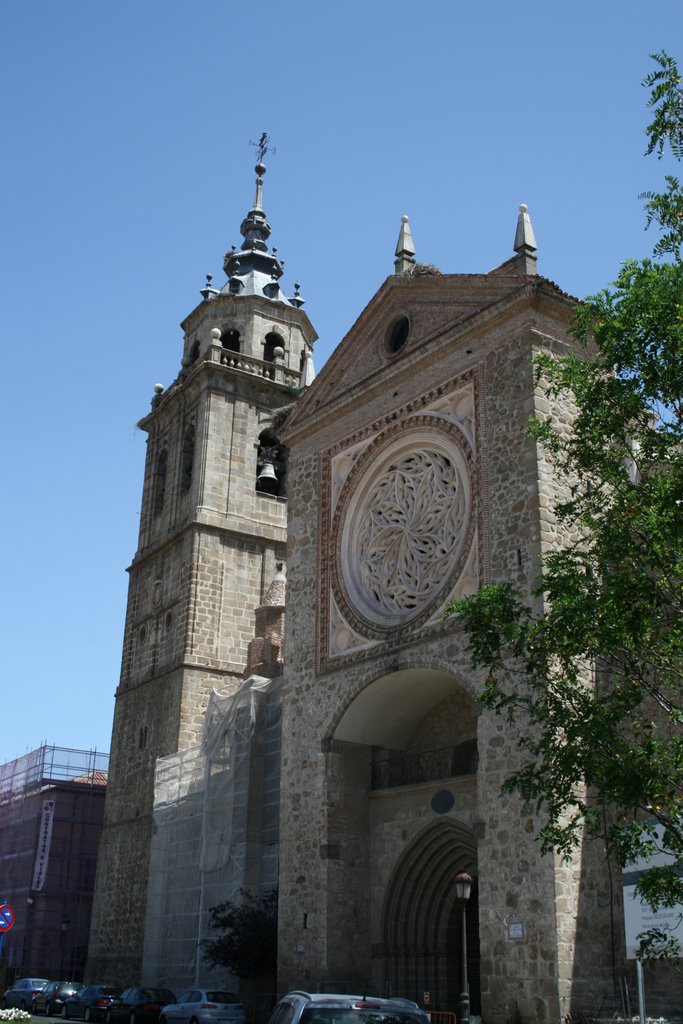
[250,132,276,164]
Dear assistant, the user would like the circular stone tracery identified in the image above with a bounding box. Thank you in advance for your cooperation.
[332,418,473,635]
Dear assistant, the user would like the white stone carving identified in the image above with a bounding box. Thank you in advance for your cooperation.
[329,596,373,656]
[330,438,371,515]
[425,385,475,445]
[338,422,473,629]
[355,450,466,617]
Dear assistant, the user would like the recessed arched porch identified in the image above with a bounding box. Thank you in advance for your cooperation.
[323,667,480,1009]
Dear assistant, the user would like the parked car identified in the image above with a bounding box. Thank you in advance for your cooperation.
[160,990,245,1024]
[62,986,122,1022]
[264,993,430,1024]
[1,979,49,1010]
[106,988,177,1024]
[33,981,82,1016]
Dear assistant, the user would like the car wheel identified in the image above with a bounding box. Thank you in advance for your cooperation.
[85,1010,92,1023]
[130,1013,137,1024]
[32,1002,38,1015]
[47,1003,53,1017]
[20,1002,28,1012]
[62,1005,69,1019]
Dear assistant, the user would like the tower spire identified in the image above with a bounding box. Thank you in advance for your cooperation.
[221,136,304,305]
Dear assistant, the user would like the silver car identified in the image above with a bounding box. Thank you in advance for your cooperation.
[160,991,245,1024]
[1,979,50,1011]
[265,993,430,1024]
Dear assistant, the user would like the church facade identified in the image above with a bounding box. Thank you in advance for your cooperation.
[88,156,622,1023]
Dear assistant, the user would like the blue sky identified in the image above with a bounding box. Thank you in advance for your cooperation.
[2,1,681,764]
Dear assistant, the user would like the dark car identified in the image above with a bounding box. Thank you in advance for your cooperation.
[1,978,49,1010]
[160,990,245,1024]
[265,993,430,1024]
[106,988,176,1024]
[62,986,122,1022]
[33,981,82,1016]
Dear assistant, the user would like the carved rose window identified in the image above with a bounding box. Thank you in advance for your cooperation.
[357,450,466,614]
[332,418,474,634]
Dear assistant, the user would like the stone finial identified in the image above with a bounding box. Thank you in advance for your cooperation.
[514,204,537,253]
[263,564,286,606]
[394,215,416,275]
[299,349,316,390]
[513,204,538,275]
[290,281,305,308]
[244,565,286,678]
[200,273,219,301]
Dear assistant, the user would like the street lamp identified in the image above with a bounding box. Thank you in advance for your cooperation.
[454,873,472,1024]
[60,916,70,976]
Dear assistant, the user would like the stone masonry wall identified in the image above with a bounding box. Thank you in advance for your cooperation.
[278,279,617,1024]
[89,355,289,985]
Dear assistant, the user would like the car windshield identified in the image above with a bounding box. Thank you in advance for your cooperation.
[301,1012,422,1024]
[206,994,239,1005]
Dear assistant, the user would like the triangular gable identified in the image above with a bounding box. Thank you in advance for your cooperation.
[283,271,542,440]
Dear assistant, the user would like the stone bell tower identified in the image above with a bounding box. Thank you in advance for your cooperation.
[88,149,317,983]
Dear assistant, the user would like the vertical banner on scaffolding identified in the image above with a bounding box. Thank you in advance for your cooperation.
[32,799,56,891]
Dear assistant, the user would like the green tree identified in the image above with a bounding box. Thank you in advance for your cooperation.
[445,52,683,956]
[202,888,278,978]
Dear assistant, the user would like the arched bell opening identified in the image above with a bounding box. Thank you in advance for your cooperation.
[221,328,241,353]
[263,331,285,364]
[256,428,287,498]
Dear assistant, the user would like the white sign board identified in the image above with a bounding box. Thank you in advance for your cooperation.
[622,823,683,959]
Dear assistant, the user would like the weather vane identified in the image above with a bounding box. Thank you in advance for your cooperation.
[250,132,276,163]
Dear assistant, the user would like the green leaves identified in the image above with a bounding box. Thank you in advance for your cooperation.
[202,888,278,978]
[641,51,683,259]
[643,52,683,160]
[444,51,683,958]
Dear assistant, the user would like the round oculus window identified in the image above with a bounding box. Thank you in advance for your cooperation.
[332,417,473,635]
[386,316,410,354]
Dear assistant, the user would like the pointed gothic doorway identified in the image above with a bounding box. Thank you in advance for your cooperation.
[379,819,480,1015]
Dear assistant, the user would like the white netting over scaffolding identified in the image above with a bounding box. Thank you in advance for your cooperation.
[141,675,281,992]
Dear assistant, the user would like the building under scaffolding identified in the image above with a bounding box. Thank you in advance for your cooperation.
[0,745,108,986]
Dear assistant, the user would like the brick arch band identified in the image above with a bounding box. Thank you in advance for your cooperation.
[379,819,480,1012]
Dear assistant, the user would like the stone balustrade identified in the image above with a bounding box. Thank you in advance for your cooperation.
[208,343,299,388]
[371,739,478,790]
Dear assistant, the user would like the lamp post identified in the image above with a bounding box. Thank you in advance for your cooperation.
[60,916,70,976]
[454,873,472,1024]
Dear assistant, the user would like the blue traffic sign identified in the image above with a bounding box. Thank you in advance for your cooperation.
[0,904,14,932]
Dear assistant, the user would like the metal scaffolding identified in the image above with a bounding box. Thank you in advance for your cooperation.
[0,745,109,985]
